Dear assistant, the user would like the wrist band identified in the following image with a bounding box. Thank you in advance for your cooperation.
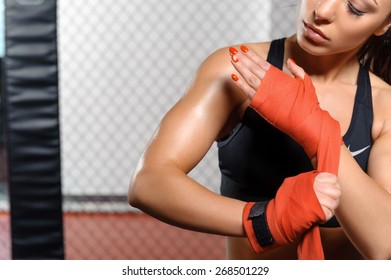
[248,201,275,247]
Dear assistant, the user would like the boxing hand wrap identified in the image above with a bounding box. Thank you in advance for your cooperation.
[249,65,339,160]
[243,171,326,259]
[244,65,343,259]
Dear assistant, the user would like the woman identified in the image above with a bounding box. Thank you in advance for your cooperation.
[128,0,391,259]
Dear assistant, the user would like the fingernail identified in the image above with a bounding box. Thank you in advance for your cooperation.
[229,47,238,55]
[231,74,239,81]
[289,58,296,65]
[231,54,239,63]
[240,45,249,53]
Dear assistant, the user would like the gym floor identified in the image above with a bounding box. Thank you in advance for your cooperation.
[0,212,226,260]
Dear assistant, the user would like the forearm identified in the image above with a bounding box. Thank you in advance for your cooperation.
[336,146,391,259]
[129,166,246,237]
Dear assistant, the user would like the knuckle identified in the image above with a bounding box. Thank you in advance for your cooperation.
[335,187,342,198]
[254,68,266,80]
[247,89,256,100]
[330,200,339,211]
[247,75,259,87]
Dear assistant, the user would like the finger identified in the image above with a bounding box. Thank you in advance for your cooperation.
[230,54,262,90]
[230,46,269,88]
[319,201,338,222]
[315,191,339,222]
[240,45,271,73]
[316,191,340,213]
[314,173,341,200]
[287,58,305,79]
[231,73,257,100]
[321,205,334,222]
[231,46,270,78]
[315,172,338,184]
[316,182,341,200]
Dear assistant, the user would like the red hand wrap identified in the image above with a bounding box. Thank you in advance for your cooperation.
[243,171,325,257]
[243,65,342,259]
[250,65,334,160]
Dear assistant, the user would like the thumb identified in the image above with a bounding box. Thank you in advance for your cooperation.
[314,172,338,184]
[287,58,305,80]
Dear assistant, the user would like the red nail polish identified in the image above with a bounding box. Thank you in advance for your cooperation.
[231,74,239,81]
[229,47,238,55]
[240,45,249,53]
[231,54,239,63]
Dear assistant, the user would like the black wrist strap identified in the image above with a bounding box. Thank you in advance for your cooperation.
[248,201,275,247]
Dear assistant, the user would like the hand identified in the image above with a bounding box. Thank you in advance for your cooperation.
[314,172,341,222]
[243,170,334,259]
[230,45,321,159]
[229,45,342,167]
[229,46,305,100]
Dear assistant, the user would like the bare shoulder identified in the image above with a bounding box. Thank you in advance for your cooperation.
[369,73,391,139]
[196,41,271,80]
[180,41,272,138]
[182,40,272,110]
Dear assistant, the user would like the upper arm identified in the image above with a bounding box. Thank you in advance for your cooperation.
[367,123,391,195]
[140,47,246,174]
[367,85,391,194]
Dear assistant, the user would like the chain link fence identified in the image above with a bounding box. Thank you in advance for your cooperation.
[58,0,296,260]
[0,0,296,260]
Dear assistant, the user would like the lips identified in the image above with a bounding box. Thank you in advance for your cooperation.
[303,21,329,42]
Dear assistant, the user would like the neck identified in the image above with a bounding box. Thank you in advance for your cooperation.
[285,35,361,85]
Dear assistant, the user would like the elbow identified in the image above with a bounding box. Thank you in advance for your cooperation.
[127,184,139,208]
[128,170,146,209]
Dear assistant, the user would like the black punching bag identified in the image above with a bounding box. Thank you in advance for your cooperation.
[4,0,64,259]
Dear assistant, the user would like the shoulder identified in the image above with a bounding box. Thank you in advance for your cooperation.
[369,72,391,139]
[185,40,273,110]
[182,41,272,138]
[196,41,272,79]
[190,41,272,105]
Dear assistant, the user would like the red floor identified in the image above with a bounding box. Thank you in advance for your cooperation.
[0,212,226,260]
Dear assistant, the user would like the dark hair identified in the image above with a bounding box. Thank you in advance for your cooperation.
[358,28,391,84]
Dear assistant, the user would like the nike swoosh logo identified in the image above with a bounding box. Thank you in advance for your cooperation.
[348,145,370,157]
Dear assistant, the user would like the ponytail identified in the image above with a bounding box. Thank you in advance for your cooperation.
[358,28,391,84]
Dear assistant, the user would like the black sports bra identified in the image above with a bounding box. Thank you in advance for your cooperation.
[218,38,374,227]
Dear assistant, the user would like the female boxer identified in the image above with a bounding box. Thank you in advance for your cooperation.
[129,0,391,259]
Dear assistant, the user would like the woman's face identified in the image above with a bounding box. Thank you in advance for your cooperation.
[296,0,391,56]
